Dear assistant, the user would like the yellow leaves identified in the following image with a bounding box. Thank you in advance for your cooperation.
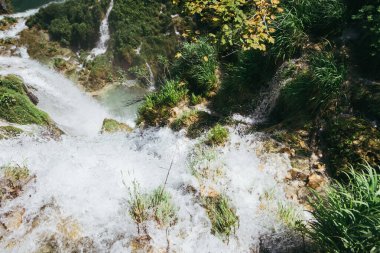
[175,52,182,59]
[177,0,282,51]
[203,56,209,62]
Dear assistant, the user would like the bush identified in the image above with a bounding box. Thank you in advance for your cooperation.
[205,124,229,146]
[138,80,188,126]
[173,39,218,97]
[301,164,380,252]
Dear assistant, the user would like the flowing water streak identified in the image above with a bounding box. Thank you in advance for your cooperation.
[0,56,110,136]
[89,0,114,58]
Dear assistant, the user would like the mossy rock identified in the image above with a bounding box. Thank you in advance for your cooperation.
[101,119,132,133]
[321,116,380,177]
[0,126,23,139]
[0,75,52,126]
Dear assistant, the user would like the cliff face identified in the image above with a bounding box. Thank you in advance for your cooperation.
[0,0,12,14]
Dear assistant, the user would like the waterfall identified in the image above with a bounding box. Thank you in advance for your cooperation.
[88,0,114,59]
[0,4,304,252]
[0,56,110,136]
[145,62,155,90]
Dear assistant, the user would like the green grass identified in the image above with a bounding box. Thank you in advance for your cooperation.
[205,124,229,146]
[128,182,177,234]
[301,164,380,252]
[203,195,239,240]
[0,126,23,139]
[138,80,188,126]
[173,39,218,97]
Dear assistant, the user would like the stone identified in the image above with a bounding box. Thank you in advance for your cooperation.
[307,173,325,190]
[289,168,309,181]
[101,118,133,133]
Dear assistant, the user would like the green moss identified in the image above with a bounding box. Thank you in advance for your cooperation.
[203,195,239,240]
[205,124,229,146]
[101,118,132,133]
[0,125,23,139]
[170,110,198,131]
[0,75,51,125]
[322,116,380,177]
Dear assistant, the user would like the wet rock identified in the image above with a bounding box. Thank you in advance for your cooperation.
[101,118,133,133]
[307,173,325,190]
[2,208,25,231]
[289,168,309,181]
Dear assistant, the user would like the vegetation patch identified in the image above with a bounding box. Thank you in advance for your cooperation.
[0,125,23,139]
[300,164,380,252]
[101,118,132,133]
[138,80,187,127]
[0,75,51,125]
[202,194,239,240]
[205,124,229,146]
[128,183,177,235]
[352,80,380,123]
[0,164,33,205]
[0,16,17,31]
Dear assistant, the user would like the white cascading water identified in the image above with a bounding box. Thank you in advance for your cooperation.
[0,4,304,253]
[88,0,114,59]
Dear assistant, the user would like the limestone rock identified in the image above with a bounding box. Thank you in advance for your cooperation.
[101,118,133,133]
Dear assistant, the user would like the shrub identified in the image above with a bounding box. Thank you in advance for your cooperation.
[301,164,380,252]
[173,39,218,97]
[203,195,239,240]
[205,124,229,146]
[138,80,188,126]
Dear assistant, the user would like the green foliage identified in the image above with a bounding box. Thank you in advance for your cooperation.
[27,0,107,49]
[85,55,115,90]
[109,0,177,66]
[271,52,346,125]
[270,9,308,60]
[322,116,380,177]
[170,110,198,131]
[128,182,177,234]
[203,195,239,239]
[176,0,281,51]
[205,124,229,146]
[0,75,51,125]
[301,164,380,252]
[173,39,218,97]
[138,80,187,126]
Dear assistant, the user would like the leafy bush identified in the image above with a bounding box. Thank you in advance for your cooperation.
[301,164,380,252]
[203,195,239,239]
[205,124,229,146]
[173,39,218,97]
[138,80,188,126]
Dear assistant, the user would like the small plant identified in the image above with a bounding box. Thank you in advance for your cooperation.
[170,110,198,131]
[1,164,32,204]
[300,164,380,252]
[128,182,178,234]
[203,195,239,240]
[277,202,302,228]
[205,124,229,146]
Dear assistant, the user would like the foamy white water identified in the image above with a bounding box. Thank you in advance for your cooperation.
[89,0,114,58]
[0,56,109,136]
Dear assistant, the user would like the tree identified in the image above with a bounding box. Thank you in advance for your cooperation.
[174,0,282,51]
